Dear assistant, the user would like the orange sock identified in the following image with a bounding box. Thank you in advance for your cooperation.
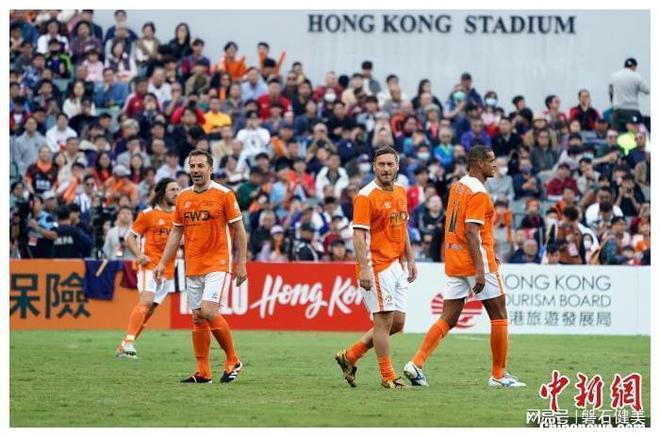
[134,304,156,340]
[208,314,239,372]
[192,319,211,378]
[490,319,509,379]
[125,303,150,342]
[346,340,369,364]
[412,319,450,368]
[378,356,396,381]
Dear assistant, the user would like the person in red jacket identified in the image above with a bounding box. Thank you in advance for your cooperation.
[257,78,291,120]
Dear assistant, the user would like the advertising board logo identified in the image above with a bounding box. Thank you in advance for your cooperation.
[431,292,482,328]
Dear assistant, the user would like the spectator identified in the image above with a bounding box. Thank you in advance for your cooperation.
[45,39,72,79]
[460,117,491,151]
[512,157,542,200]
[486,157,514,202]
[257,225,288,262]
[12,117,47,174]
[585,186,624,227]
[315,153,349,199]
[25,145,58,195]
[236,111,271,163]
[102,205,135,260]
[52,205,93,258]
[609,58,650,132]
[615,173,645,217]
[569,89,600,131]
[70,21,102,64]
[180,38,210,80]
[103,164,139,208]
[544,242,561,265]
[25,193,58,258]
[326,239,353,262]
[166,22,192,61]
[520,198,544,230]
[294,223,322,261]
[546,162,578,201]
[37,18,69,54]
[510,238,541,264]
[135,22,160,73]
[103,10,138,46]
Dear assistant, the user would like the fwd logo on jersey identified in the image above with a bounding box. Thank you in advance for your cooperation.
[431,293,483,328]
[170,262,372,331]
[183,210,210,222]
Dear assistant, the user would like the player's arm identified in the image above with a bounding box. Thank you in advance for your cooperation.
[230,219,248,286]
[465,222,485,293]
[126,231,149,265]
[353,228,372,290]
[154,225,183,282]
[404,229,417,283]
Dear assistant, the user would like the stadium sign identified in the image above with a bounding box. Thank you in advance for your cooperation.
[405,264,650,335]
[308,13,576,35]
[170,262,372,331]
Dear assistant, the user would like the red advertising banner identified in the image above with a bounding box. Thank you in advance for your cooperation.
[170,262,372,331]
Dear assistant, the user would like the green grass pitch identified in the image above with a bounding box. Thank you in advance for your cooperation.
[10,330,650,426]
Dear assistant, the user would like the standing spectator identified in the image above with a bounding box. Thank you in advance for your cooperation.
[25,193,58,258]
[102,205,135,260]
[609,58,650,132]
[12,117,47,174]
[25,146,58,195]
[569,89,600,131]
[52,205,93,258]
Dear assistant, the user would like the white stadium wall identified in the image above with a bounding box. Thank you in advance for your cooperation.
[95,9,650,115]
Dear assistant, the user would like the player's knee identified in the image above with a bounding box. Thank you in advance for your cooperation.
[390,320,404,334]
[443,316,458,329]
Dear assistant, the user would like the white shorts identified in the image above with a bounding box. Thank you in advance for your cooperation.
[137,269,175,305]
[443,271,505,301]
[186,271,232,310]
[360,262,408,314]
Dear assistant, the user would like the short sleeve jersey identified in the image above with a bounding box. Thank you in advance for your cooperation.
[444,175,498,277]
[352,181,408,274]
[174,181,242,276]
[129,207,176,279]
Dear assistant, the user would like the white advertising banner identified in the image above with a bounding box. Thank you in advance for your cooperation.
[405,264,650,335]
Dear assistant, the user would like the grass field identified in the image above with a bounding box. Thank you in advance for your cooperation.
[10,330,650,427]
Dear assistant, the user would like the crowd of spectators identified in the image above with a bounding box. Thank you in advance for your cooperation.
[9,10,651,266]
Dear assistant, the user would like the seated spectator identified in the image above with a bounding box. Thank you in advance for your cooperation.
[180,38,211,81]
[585,186,623,227]
[460,116,491,151]
[325,239,353,262]
[103,164,139,208]
[105,39,136,84]
[491,117,521,158]
[543,242,561,265]
[294,223,322,261]
[236,111,271,163]
[486,157,514,202]
[510,238,541,264]
[513,157,542,200]
[256,225,288,262]
[96,67,129,109]
[520,198,544,230]
[631,219,650,254]
[315,153,349,199]
[615,173,645,217]
[546,163,578,201]
[530,128,558,179]
[81,49,104,83]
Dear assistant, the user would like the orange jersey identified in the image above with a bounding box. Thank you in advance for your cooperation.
[130,207,176,279]
[174,181,242,276]
[352,181,409,274]
[444,175,498,277]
